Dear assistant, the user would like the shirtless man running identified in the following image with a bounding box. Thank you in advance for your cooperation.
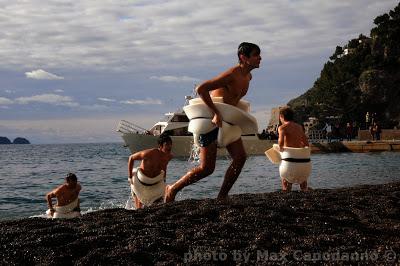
[278,107,310,191]
[165,42,261,202]
[128,133,173,208]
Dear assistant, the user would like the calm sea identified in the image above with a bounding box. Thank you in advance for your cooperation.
[0,143,399,221]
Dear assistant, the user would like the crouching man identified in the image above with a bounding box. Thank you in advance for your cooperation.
[277,107,312,191]
[46,173,81,218]
[128,134,173,209]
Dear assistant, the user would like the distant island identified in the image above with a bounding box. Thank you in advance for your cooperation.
[0,137,30,145]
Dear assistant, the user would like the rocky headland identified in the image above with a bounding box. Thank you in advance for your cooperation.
[0,136,12,144]
[1,182,399,265]
[288,3,400,128]
[12,137,30,144]
[0,136,30,144]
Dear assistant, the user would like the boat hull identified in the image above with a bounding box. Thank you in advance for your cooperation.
[121,133,274,157]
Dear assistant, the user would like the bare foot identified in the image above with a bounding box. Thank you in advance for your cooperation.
[164,185,176,203]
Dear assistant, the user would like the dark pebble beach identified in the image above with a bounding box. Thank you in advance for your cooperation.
[1,182,400,265]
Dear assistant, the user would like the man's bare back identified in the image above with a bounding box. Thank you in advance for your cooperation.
[129,146,172,179]
[278,122,309,149]
[131,148,172,178]
[52,183,81,206]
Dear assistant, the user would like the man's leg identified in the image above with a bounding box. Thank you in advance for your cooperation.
[217,138,247,200]
[165,143,217,202]
[281,178,292,192]
[134,195,143,209]
[300,181,308,191]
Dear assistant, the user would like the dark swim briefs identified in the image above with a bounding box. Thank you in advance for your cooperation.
[197,127,219,147]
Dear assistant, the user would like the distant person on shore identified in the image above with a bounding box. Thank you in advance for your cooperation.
[164,42,261,203]
[369,124,375,141]
[374,122,382,141]
[46,173,82,218]
[277,107,311,192]
[323,123,333,143]
[334,123,342,141]
[128,133,173,209]
[346,122,353,141]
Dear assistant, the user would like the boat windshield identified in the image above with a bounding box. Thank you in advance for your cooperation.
[160,114,173,122]
[160,113,189,123]
[171,114,189,122]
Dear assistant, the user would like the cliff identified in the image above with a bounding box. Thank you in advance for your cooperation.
[288,3,400,128]
[0,182,399,265]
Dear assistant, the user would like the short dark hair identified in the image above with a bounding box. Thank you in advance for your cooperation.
[279,107,294,121]
[158,133,172,146]
[238,42,260,61]
[66,173,77,182]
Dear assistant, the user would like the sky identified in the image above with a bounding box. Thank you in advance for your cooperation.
[0,0,398,144]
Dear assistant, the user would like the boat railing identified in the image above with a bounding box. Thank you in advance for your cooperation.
[116,120,148,134]
[307,129,326,143]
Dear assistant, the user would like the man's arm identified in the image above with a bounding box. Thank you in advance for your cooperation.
[278,126,285,152]
[46,186,61,213]
[161,154,173,180]
[46,191,55,211]
[128,151,145,178]
[196,72,233,127]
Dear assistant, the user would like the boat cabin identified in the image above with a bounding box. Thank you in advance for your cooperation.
[149,112,191,136]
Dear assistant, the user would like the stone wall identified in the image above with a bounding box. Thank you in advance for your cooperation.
[358,129,400,140]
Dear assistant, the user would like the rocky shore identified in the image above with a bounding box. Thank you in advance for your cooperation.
[1,183,399,265]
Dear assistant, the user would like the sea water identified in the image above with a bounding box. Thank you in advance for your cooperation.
[0,143,399,220]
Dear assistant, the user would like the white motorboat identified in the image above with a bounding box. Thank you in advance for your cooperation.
[116,96,274,157]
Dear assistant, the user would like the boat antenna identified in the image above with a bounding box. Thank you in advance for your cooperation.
[192,84,198,97]
[184,84,198,105]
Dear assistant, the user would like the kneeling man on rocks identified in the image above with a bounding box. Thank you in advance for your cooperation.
[277,107,311,191]
[128,133,173,209]
[46,173,82,218]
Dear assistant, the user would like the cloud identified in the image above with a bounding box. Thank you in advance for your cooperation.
[120,98,162,105]
[25,69,64,80]
[15,94,78,107]
[0,1,396,72]
[80,104,109,111]
[0,97,14,105]
[98,97,116,102]
[54,89,64,93]
[150,75,200,83]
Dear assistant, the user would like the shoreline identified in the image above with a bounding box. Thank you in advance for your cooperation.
[311,139,400,153]
[1,182,399,264]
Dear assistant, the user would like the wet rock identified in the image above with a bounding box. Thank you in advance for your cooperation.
[1,183,400,265]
